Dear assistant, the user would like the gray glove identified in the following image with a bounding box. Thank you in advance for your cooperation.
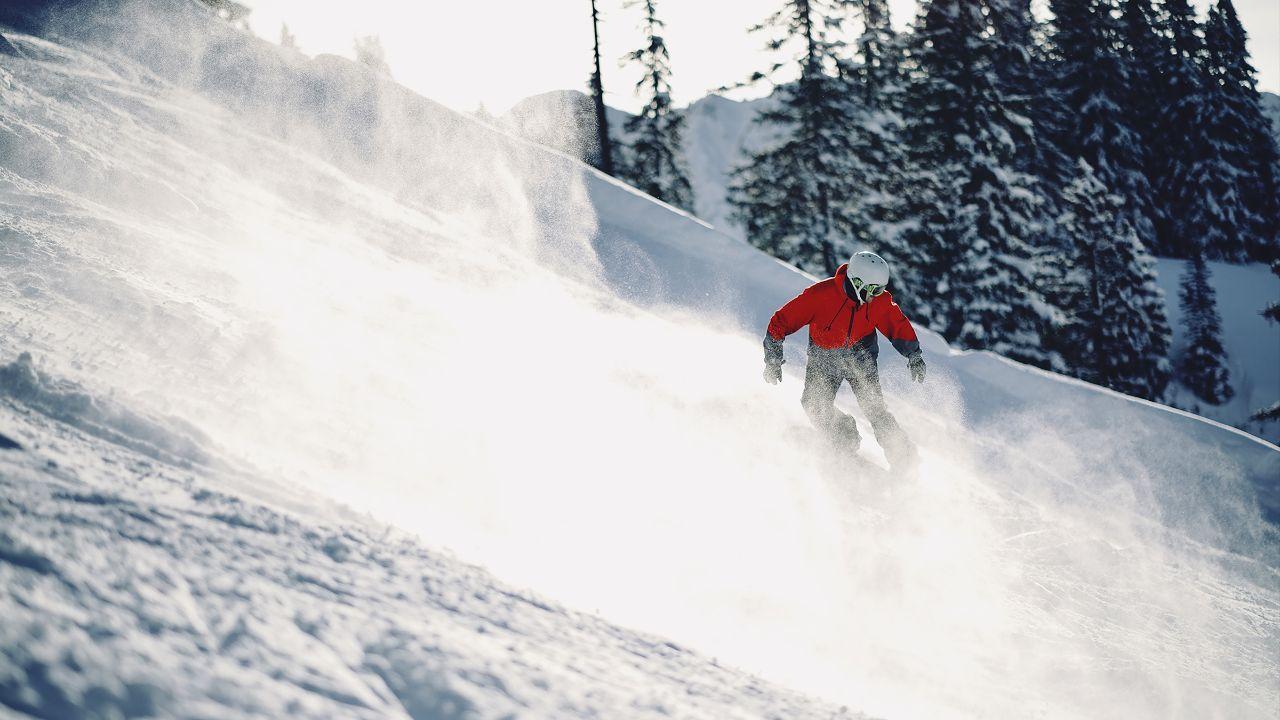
[763,362,782,385]
[908,352,926,383]
[763,335,784,385]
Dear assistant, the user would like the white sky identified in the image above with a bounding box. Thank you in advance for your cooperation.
[241,0,1279,115]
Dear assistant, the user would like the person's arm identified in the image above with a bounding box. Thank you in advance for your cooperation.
[762,286,817,381]
[875,297,927,382]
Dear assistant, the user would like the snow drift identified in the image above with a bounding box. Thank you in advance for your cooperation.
[1,1,1278,718]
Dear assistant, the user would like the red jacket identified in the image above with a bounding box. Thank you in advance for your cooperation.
[767,264,920,356]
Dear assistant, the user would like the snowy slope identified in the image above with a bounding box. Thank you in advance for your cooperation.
[497,88,778,234]
[498,89,633,167]
[0,19,862,718]
[575,90,1280,444]
[679,93,779,233]
[0,384,854,720]
[1,3,1279,719]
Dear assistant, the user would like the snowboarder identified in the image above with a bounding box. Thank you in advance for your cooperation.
[763,251,925,472]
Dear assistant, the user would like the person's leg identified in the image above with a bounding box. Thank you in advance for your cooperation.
[849,359,917,470]
[802,354,860,447]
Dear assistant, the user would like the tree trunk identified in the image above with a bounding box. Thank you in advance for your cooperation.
[800,0,837,275]
[590,0,615,176]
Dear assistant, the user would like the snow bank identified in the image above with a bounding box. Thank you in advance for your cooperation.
[0,352,211,467]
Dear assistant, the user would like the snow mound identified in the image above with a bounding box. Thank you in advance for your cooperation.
[0,351,211,467]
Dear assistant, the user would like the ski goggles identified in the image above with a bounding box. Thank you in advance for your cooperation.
[850,277,886,299]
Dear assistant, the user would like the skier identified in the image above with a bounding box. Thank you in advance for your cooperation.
[763,251,925,472]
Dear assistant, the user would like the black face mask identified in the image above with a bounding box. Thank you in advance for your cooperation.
[843,276,860,302]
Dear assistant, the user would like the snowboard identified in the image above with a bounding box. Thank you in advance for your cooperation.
[785,425,891,483]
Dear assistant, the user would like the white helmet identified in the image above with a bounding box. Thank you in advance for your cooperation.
[846,251,891,302]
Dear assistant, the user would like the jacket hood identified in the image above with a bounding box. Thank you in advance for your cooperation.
[834,263,859,303]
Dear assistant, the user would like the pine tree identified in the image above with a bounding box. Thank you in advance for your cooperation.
[1057,160,1173,399]
[619,0,694,210]
[1117,0,1164,223]
[279,23,297,49]
[991,1,1079,362]
[1203,0,1280,262]
[1049,0,1158,256]
[1147,0,1250,261]
[728,0,863,275]
[892,0,1052,366]
[1153,0,1255,262]
[985,0,1041,171]
[851,0,896,101]
[588,0,617,176]
[1176,251,1233,404]
[1044,0,1174,396]
[843,0,910,279]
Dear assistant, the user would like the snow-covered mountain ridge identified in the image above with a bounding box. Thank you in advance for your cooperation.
[1,1,1278,718]
[513,89,1280,244]
[498,89,779,234]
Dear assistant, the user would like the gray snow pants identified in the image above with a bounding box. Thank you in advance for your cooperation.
[802,341,917,469]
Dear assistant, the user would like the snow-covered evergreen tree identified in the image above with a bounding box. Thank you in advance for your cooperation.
[1056,160,1172,399]
[998,0,1079,372]
[892,0,1052,365]
[1045,0,1173,397]
[1116,0,1273,263]
[1203,0,1280,262]
[1147,0,1248,261]
[985,0,1044,176]
[1049,0,1158,256]
[619,0,693,211]
[1117,0,1164,223]
[993,0,1077,354]
[1153,0,1258,263]
[851,0,896,101]
[842,0,911,283]
[728,0,863,275]
[1175,251,1233,404]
